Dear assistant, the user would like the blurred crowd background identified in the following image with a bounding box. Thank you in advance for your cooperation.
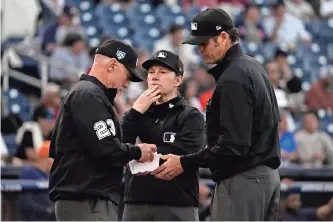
[1,0,333,221]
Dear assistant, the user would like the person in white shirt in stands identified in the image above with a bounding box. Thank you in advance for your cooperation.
[264,0,312,47]
[153,24,200,78]
[295,111,333,167]
[285,0,316,21]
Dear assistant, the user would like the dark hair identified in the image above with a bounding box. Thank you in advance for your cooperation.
[275,49,288,58]
[62,33,84,47]
[303,110,319,119]
[286,76,302,93]
[169,23,184,34]
[212,28,240,44]
[244,3,259,14]
[225,28,240,43]
[273,0,285,8]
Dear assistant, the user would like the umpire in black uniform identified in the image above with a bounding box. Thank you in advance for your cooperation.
[152,9,281,221]
[48,40,157,221]
[121,50,206,221]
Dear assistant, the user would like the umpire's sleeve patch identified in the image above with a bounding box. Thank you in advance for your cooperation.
[93,119,116,140]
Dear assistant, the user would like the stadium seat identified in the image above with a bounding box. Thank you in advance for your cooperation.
[2,89,32,122]
[129,3,153,18]
[155,4,186,31]
[2,134,17,156]
[134,27,163,52]
[131,14,161,31]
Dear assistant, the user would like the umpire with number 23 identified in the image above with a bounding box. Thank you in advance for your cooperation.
[152,8,282,221]
[48,40,157,221]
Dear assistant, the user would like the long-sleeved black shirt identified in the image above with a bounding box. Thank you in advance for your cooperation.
[121,96,206,206]
[180,44,281,182]
[48,75,141,204]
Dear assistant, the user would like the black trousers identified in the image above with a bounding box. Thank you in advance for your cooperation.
[211,165,280,221]
[55,199,118,221]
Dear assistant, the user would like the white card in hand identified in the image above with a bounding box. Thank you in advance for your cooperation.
[128,153,161,174]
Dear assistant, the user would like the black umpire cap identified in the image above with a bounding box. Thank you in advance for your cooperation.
[142,50,184,76]
[183,8,235,45]
[95,40,144,82]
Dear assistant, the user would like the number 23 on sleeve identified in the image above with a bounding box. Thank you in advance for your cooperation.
[93,119,116,140]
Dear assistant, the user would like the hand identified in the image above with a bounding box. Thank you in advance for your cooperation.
[133,85,161,114]
[137,143,157,162]
[151,154,184,180]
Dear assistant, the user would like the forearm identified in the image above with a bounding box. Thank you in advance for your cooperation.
[121,108,144,144]
[180,143,250,171]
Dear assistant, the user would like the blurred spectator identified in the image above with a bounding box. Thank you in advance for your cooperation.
[286,76,306,112]
[49,33,91,89]
[15,104,56,164]
[320,0,333,18]
[285,0,316,21]
[42,4,85,55]
[264,0,312,47]
[35,84,61,120]
[279,110,298,163]
[295,111,333,167]
[17,141,55,221]
[267,60,296,131]
[267,60,289,108]
[280,186,333,220]
[153,24,200,78]
[274,49,292,83]
[305,67,333,111]
[236,4,267,45]
[179,79,203,111]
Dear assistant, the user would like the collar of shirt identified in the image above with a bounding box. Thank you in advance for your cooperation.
[208,43,244,82]
[79,74,117,104]
[147,95,184,117]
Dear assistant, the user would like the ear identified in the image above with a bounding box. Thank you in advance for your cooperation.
[106,58,117,73]
[174,75,183,87]
[109,58,117,68]
[220,32,226,45]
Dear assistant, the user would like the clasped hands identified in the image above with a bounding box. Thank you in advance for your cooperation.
[135,144,184,181]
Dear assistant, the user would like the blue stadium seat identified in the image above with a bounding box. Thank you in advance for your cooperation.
[134,27,163,52]
[131,14,161,31]
[325,123,333,136]
[155,4,186,31]
[2,89,31,121]
[78,0,95,12]
[186,7,203,20]
[306,20,333,42]
[71,0,93,8]
[241,42,263,55]
[129,3,153,18]
[2,134,17,156]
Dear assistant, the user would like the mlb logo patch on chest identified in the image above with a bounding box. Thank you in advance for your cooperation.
[163,132,176,143]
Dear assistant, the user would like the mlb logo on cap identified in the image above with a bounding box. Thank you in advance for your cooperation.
[116,50,126,60]
[156,52,167,58]
[191,22,197,30]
